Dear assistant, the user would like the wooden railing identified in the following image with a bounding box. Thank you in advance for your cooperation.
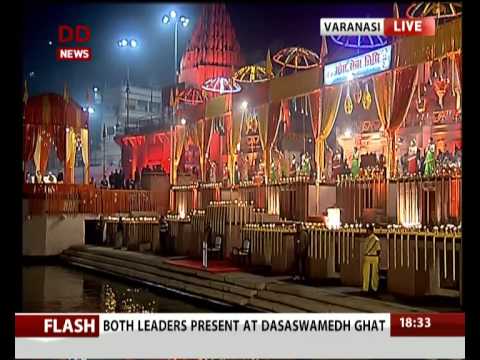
[336,174,387,223]
[394,175,462,226]
[23,184,168,215]
[240,224,462,296]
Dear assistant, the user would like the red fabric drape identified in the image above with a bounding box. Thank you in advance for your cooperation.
[309,90,320,139]
[266,102,281,148]
[54,126,66,161]
[23,124,39,162]
[39,135,51,174]
[455,52,462,88]
[24,94,88,167]
[281,99,291,132]
[390,66,419,132]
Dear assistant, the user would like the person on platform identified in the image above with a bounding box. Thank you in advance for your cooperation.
[222,164,230,186]
[293,223,309,281]
[119,169,125,189]
[443,149,452,169]
[407,139,418,174]
[47,171,56,183]
[302,152,312,177]
[35,170,43,184]
[57,171,64,184]
[332,149,342,180]
[112,170,119,189]
[109,171,115,189]
[351,147,360,178]
[203,221,213,249]
[416,147,422,173]
[209,160,217,183]
[114,217,124,250]
[89,176,95,186]
[159,216,169,255]
[96,216,107,245]
[454,146,462,169]
[270,160,277,183]
[362,224,381,293]
[100,175,109,189]
[325,146,333,181]
[234,161,241,185]
[290,154,297,177]
[378,153,386,175]
[424,137,437,177]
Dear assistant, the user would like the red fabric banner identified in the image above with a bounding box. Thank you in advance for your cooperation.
[309,91,320,139]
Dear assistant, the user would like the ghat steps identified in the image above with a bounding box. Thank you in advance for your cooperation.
[61,246,432,313]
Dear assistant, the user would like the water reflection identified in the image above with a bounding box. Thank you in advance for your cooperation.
[22,265,214,313]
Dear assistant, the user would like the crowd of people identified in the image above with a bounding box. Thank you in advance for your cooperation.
[331,147,386,180]
[25,170,64,184]
[398,138,462,177]
[99,164,166,189]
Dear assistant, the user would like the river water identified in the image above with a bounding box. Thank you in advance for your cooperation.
[22,264,227,313]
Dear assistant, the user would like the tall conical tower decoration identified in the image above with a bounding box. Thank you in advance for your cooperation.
[179,4,244,88]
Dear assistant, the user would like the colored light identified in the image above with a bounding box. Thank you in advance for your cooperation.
[180,118,186,125]
[130,39,137,48]
[162,15,170,24]
[344,129,352,137]
[88,107,95,114]
[170,10,177,18]
[182,18,189,27]
[241,101,248,110]
[121,39,128,47]
[93,87,99,93]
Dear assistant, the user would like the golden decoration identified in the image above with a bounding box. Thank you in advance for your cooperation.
[233,65,273,83]
[433,79,449,108]
[344,85,353,114]
[353,82,362,104]
[362,83,372,110]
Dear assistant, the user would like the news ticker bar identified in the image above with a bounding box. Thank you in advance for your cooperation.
[15,313,464,358]
[320,18,436,36]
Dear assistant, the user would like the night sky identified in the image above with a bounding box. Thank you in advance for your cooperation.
[22,2,405,104]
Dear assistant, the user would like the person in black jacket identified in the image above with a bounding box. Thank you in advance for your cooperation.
[293,223,309,281]
[159,216,169,255]
[114,217,124,249]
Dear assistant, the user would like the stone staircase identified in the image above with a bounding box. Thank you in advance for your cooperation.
[60,246,432,313]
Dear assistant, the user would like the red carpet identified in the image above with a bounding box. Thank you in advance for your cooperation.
[165,258,241,273]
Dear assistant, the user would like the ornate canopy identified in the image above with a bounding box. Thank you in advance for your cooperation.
[176,87,206,105]
[201,76,242,94]
[406,2,462,19]
[273,47,320,70]
[233,65,274,83]
[330,35,389,49]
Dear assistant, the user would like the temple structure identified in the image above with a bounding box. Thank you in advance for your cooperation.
[179,4,244,88]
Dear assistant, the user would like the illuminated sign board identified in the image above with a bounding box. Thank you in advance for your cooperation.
[324,45,392,85]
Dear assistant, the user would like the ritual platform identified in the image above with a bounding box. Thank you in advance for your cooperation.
[165,259,241,273]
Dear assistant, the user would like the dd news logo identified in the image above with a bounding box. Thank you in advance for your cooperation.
[56,25,92,61]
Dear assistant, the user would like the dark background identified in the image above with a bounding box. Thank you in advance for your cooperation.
[22,2,403,103]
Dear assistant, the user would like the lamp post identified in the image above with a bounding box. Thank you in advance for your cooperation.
[117,38,138,133]
[162,11,190,83]
[162,11,190,184]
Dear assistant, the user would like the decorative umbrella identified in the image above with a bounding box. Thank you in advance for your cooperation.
[406,2,462,19]
[330,35,388,49]
[201,76,242,94]
[233,65,273,83]
[176,87,206,105]
[272,47,320,70]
